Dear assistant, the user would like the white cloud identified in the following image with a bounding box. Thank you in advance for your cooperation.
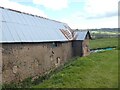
[61,14,117,29]
[0,0,47,17]
[85,0,118,18]
[9,0,32,3]
[33,0,68,10]
[60,0,118,29]
[0,0,118,29]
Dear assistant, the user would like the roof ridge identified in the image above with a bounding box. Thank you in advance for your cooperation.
[0,6,66,24]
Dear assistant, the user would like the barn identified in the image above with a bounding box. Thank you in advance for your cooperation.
[72,31,91,57]
[0,7,91,84]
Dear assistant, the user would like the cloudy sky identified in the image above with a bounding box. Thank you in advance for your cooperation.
[0,0,119,29]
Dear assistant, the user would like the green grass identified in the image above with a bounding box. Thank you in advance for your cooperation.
[89,38,118,49]
[33,50,118,88]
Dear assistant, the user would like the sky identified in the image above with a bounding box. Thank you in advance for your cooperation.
[0,0,119,29]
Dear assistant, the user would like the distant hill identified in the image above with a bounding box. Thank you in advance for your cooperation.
[73,28,119,33]
[73,28,119,38]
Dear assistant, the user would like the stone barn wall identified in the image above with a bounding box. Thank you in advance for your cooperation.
[82,39,90,56]
[0,44,2,85]
[2,42,72,84]
[72,41,83,57]
[72,39,90,57]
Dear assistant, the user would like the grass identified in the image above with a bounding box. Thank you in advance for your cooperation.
[89,37,118,49]
[33,50,118,88]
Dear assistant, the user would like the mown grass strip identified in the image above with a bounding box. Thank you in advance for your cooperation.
[33,50,118,88]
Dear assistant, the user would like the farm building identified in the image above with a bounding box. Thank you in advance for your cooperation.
[0,7,91,84]
[72,31,91,57]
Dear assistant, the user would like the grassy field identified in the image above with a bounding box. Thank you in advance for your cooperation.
[89,38,118,49]
[33,49,118,88]
[32,37,118,88]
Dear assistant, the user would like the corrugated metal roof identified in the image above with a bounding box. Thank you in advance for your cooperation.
[75,31,89,40]
[0,7,73,43]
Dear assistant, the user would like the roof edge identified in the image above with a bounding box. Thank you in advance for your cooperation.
[0,6,67,25]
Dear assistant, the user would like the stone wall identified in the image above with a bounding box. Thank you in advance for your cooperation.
[72,41,83,57]
[0,44,2,85]
[82,39,90,56]
[82,34,90,56]
[2,42,72,84]
[72,39,90,57]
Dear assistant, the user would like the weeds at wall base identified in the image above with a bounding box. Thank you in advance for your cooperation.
[1,57,78,88]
